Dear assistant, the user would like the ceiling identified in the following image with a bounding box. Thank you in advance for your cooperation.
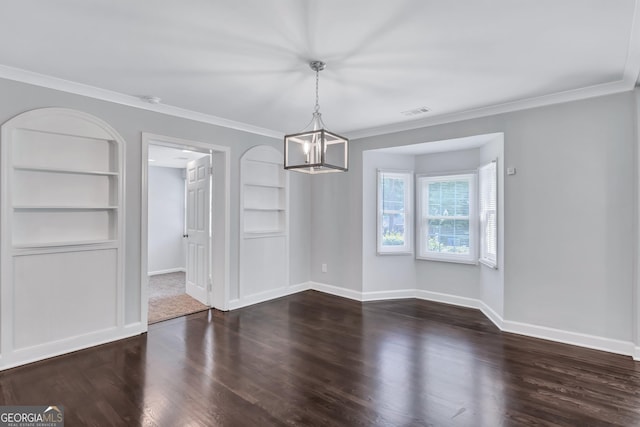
[375,133,501,156]
[0,1,638,139]
[149,144,209,168]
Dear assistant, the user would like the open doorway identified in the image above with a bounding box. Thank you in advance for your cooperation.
[141,133,231,328]
[146,144,211,323]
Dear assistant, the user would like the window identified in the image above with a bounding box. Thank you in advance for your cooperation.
[416,173,477,263]
[479,161,497,268]
[377,170,412,254]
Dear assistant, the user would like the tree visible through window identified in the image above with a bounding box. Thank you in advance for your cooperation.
[377,170,412,254]
[417,173,477,263]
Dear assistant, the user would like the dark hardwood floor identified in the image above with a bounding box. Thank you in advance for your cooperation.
[1,290,640,426]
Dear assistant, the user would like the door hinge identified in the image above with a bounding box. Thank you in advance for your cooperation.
[209,166,213,175]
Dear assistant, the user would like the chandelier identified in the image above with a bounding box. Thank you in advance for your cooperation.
[284,61,348,173]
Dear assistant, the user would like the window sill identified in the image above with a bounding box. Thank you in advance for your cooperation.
[479,258,498,269]
[416,255,478,265]
[377,251,414,256]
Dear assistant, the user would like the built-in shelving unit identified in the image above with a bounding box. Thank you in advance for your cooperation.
[241,152,287,236]
[237,145,289,304]
[0,108,126,371]
[9,128,120,249]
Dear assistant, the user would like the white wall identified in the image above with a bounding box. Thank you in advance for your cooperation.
[148,166,185,274]
[313,91,636,346]
[0,77,310,328]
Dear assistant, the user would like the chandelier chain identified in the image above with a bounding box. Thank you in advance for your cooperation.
[314,68,320,113]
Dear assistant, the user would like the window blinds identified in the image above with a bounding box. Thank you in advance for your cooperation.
[479,161,497,267]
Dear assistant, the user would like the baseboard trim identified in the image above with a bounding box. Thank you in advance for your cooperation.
[229,283,311,310]
[1,324,145,372]
[308,281,363,301]
[124,321,146,334]
[225,281,639,360]
[502,320,635,357]
[478,301,505,330]
[415,289,482,310]
[148,268,185,276]
[361,289,415,301]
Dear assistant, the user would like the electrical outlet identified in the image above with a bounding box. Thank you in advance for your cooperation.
[321,263,327,273]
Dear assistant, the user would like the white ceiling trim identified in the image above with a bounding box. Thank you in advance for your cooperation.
[0,64,283,140]
[347,79,631,140]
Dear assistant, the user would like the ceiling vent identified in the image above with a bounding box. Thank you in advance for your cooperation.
[401,106,430,117]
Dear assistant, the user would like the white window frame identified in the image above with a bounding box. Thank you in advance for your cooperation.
[376,169,413,255]
[416,172,477,264]
[478,160,498,268]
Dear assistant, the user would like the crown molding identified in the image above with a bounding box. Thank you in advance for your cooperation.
[349,0,640,140]
[0,64,284,140]
[1,49,638,144]
[346,79,632,140]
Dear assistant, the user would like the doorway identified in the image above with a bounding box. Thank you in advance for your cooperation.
[147,144,210,323]
[141,134,230,327]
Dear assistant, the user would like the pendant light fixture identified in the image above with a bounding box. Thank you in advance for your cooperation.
[284,61,348,173]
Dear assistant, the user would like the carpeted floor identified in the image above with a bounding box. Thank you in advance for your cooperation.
[148,272,208,324]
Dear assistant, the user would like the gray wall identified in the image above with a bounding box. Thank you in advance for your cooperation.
[414,148,482,299]
[360,144,504,312]
[0,77,310,324]
[312,91,636,342]
[148,166,185,273]
[478,138,505,318]
[289,172,311,285]
[2,77,635,344]
[310,150,363,291]
[362,152,416,292]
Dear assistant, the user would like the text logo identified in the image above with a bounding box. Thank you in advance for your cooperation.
[0,405,64,427]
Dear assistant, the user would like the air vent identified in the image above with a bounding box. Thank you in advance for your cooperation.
[401,106,430,117]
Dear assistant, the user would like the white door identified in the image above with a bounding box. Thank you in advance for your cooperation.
[185,155,211,305]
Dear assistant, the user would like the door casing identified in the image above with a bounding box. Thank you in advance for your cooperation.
[141,133,230,329]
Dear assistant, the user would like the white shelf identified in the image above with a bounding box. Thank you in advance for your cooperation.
[243,230,286,238]
[244,158,283,166]
[14,205,118,210]
[13,165,118,176]
[243,207,285,212]
[9,126,121,251]
[13,239,117,249]
[241,146,287,235]
[244,182,285,189]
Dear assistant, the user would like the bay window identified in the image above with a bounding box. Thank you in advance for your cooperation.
[377,170,413,254]
[416,173,477,264]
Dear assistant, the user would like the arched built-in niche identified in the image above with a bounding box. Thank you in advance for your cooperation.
[0,108,127,370]
[234,145,289,308]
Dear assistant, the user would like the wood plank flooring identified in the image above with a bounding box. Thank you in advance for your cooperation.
[1,290,640,426]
